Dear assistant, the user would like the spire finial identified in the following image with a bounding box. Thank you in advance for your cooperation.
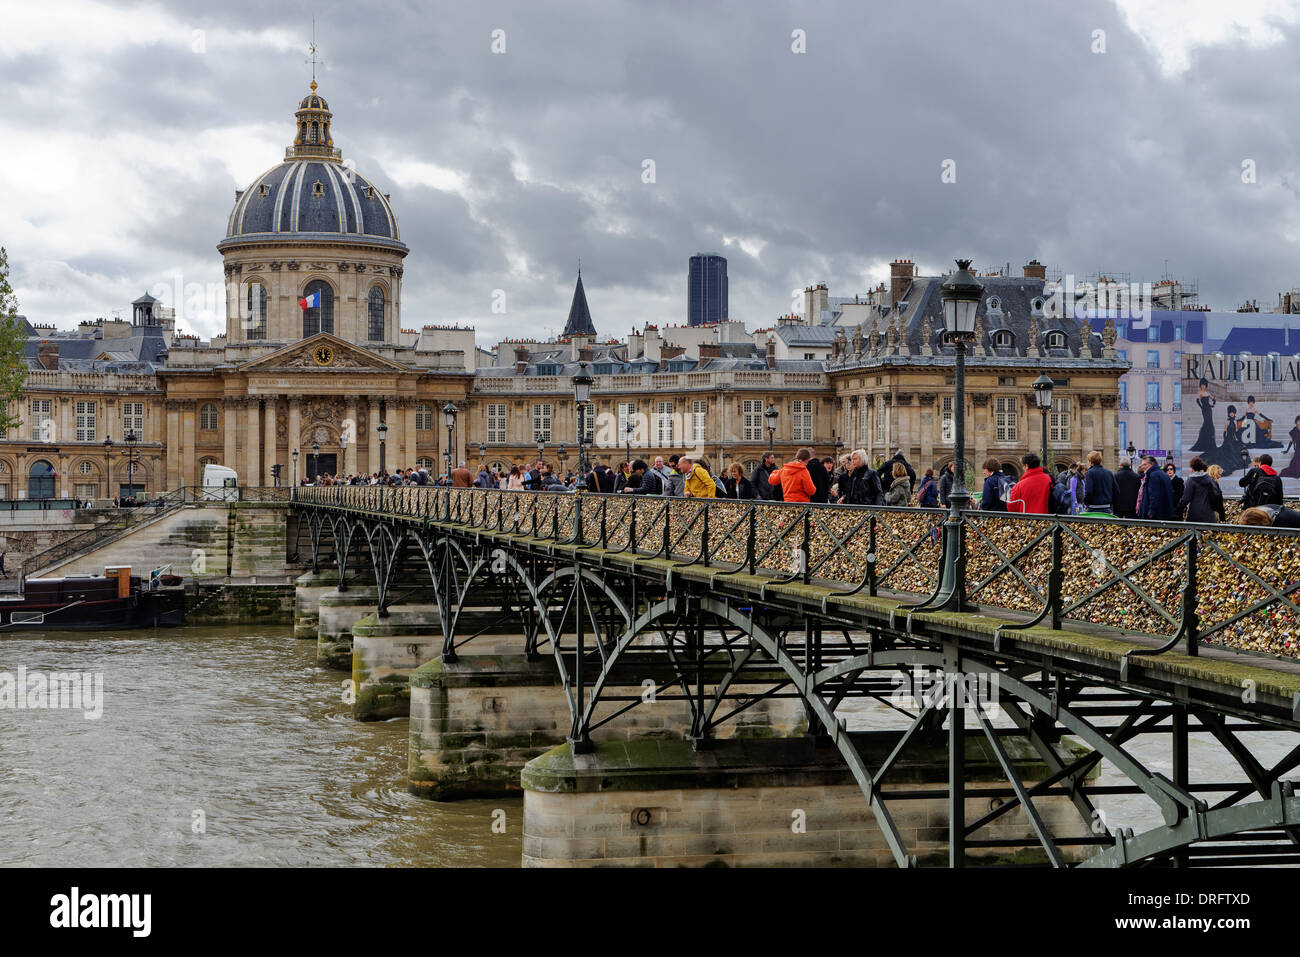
[307,17,321,86]
[577,258,581,277]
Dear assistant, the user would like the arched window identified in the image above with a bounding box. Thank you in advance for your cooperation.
[302,280,334,337]
[367,286,385,341]
[310,122,319,144]
[416,457,435,471]
[28,460,55,500]
[1046,330,1067,349]
[246,283,267,340]
[993,330,1014,348]
[199,456,218,468]
[415,404,433,431]
[200,404,219,431]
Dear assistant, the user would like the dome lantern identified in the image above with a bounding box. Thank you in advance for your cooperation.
[289,81,341,161]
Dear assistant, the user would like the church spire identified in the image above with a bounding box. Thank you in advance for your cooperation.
[563,269,596,338]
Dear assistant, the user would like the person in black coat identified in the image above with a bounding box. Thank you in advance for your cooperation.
[1137,456,1175,520]
[1082,451,1117,513]
[840,450,883,505]
[751,452,781,502]
[1178,457,1224,524]
[938,464,954,508]
[805,452,831,504]
[878,450,916,494]
[1163,463,1185,513]
[1113,457,1140,518]
[728,463,756,499]
[979,457,1008,511]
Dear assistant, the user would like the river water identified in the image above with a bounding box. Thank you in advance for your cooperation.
[0,625,521,867]
[2,624,1293,866]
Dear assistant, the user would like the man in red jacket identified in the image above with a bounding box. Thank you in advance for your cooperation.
[1007,452,1052,514]
[769,448,818,502]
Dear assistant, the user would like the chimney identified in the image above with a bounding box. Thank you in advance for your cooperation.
[1023,259,1047,280]
[513,346,529,374]
[890,259,915,306]
[38,341,59,370]
[578,346,593,363]
[698,343,722,360]
[765,338,776,369]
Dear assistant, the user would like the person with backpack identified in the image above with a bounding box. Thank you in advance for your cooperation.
[916,467,940,507]
[878,449,916,495]
[1240,453,1283,508]
[980,458,1010,511]
[1178,456,1224,524]
[770,448,818,503]
[661,455,686,496]
[1082,450,1117,515]
[938,464,954,508]
[680,456,716,498]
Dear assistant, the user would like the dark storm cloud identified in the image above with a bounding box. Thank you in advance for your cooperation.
[8,0,1300,341]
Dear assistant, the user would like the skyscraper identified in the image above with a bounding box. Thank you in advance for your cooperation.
[688,253,728,326]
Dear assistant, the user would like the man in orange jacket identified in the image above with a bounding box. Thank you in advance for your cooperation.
[1007,451,1052,514]
[769,448,818,502]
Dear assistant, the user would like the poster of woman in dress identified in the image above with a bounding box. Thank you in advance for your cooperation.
[1190,379,1217,451]
[1202,404,1251,474]
[1240,396,1282,448]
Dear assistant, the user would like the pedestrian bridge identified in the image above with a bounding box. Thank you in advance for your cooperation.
[293,485,1300,867]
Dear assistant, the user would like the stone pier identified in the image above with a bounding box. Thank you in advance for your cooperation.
[316,586,380,670]
[350,603,442,721]
[294,569,340,640]
[520,736,1096,867]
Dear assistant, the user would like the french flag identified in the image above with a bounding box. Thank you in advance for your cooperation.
[298,290,321,310]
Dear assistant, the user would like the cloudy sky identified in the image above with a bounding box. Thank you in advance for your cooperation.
[4,0,1300,344]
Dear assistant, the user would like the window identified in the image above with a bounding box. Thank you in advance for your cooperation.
[1146,350,1160,368]
[874,395,886,444]
[532,403,552,442]
[301,280,334,336]
[123,402,143,438]
[31,399,52,441]
[535,364,560,377]
[1118,421,1128,454]
[993,330,1013,347]
[1146,381,1160,410]
[487,403,506,444]
[858,402,868,445]
[1117,349,1127,361]
[1172,382,1182,412]
[1148,326,1159,342]
[692,400,706,443]
[416,457,435,471]
[995,396,1018,443]
[618,402,637,440]
[792,400,813,442]
[75,483,96,500]
[1046,331,1067,348]
[1116,323,1126,340]
[200,403,219,431]
[1049,397,1070,444]
[367,286,385,341]
[312,180,324,197]
[1118,381,1128,410]
[941,395,954,443]
[75,400,96,442]
[415,404,433,431]
[1175,325,1184,340]
[1147,421,1160,451]
[578,404,594,444]
[742,399,763,442]
[79,461,93,475]
[1174,422,1183,455]
[656,401,674,445]
[246,283,267,340]
[200,456,218,468]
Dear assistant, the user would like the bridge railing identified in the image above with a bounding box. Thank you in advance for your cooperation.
[293,485,1300,661]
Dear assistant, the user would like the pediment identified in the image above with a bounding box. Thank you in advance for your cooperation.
[237,334,411,373]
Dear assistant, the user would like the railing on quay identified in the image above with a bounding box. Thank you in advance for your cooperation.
[293,485,1300,664]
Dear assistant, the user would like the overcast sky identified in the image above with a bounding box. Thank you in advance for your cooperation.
[4,0,1300,344]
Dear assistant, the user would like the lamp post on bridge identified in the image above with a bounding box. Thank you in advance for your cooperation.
[377,421,387,479]
[339,432,348,483]
[573,361,593,481]
[625,419,635,468]
[765,403,778,454]
[443,403,459,479]
[103,435,114,501]
[1033,374,1054,471]
[292,448,299,488]
[312,442,320,484]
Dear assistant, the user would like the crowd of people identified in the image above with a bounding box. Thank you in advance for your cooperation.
[305,448,1299,527]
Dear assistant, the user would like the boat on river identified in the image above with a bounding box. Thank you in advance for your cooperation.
[0,566,186,630]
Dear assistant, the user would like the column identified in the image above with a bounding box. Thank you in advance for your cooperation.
[58,397,72,445]
[404,399,418,468]
[244,398,261,485]
[165,400,181,488]
[264,396,279,485]
[344,397,357,478]
[182,400,197,489]
[368,398,381,474]
[223,399,237,469]
[288,398,302,480]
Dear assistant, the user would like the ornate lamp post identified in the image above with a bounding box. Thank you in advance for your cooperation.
[478,442,487,468]
[377,421,387,478]
[125,428,140,498]
[312,442,320,483]
[572,361,593,479]
[557,444,568,475]
[292,448,299,487]
[625,419,635,466]
[1127,441,1136,463]
[442,402,458,477]
[764,403,779,454]
[1033,373,1054,469]
[339,432,348,482]
[936,258,982,608]
[103,435,114,501]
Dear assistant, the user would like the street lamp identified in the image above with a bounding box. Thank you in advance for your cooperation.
[125,428,139,499]
[764,403,779,454]
[572,361,593,479]
[1127,441,1136,465]
[557,444,568,474]
[376,421,387,478]
[1032,373,1054,469]
[625,419,635,466]
[536,435,545,460]
[443,402,458,477]
[478,442,487,470]
[103,435,114,500]
[936,258,982,609]
[312,442,320,483]
[339,432,348,482]
[292,448,299,487]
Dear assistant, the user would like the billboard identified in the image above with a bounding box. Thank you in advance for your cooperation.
[1183,354,1300,485]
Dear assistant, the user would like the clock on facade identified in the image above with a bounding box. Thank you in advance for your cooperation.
[313,346,334,366]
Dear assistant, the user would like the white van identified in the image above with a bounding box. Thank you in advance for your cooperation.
[202,464,239,501]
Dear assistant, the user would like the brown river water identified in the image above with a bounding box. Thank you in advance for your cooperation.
[0,625,520,867]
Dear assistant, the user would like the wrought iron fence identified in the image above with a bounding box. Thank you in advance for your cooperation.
[293,485,1300,661]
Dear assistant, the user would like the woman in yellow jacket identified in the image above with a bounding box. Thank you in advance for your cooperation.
[680,456,716,497]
